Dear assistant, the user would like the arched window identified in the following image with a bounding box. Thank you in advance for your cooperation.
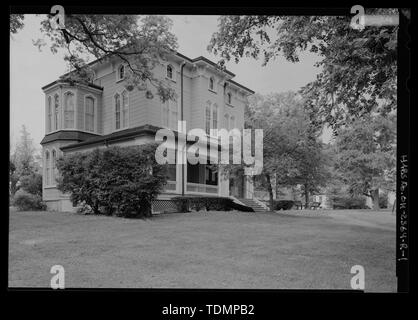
[121,91,129,128]
[227,92,232,104]
[85,96,95,132]
[115,94,121,130]
[88,71,96,83]
[47,96,52,132]
[166,65,173,79]
[209,77,214,91]
[45,151,50,185]
[64,92,75,129]
[205,105,211,135]
[52,150,57,184]
[212,104,218,131]
[54,94,59,130]
[117,65,125,81]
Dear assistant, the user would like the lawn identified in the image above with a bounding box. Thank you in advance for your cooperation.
[8,208,396,291]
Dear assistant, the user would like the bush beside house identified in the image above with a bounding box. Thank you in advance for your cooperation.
[56,144,167,218]
[13,189,46,211]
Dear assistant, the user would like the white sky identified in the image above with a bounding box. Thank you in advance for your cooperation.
[10,14,325,150]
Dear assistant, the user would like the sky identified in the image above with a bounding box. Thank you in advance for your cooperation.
[10,14,324,150]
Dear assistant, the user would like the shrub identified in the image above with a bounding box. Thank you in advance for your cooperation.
[379,195,388,209]
[274,200,295,210]
[56,144,167,218]
[19,173,43,196]
[13,190,46,211]
[331,196,367,209]
[172,196,254,213]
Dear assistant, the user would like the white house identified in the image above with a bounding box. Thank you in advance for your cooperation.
[40,51,256,212]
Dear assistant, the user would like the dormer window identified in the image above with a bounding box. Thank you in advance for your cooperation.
[117,64,125,81]
[166,64,173,80]
[209,77,215,91]
[227,92,232,105]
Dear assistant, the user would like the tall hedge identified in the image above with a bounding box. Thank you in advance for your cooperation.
[56,144,167,217]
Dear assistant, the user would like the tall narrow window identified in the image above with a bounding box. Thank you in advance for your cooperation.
[118,65,125,80]
[52,150,56,184]
[47,97,52,132]
[166,65,173,79]
[122,91,129,128]
[227,92,232,104]
[64,92,75,129]
[209,77,214,91]
[45,151,50,185]
[205,105,211,135]
[85,96,95,132]
[212,104,218,133]
[115,94,121,130]
[54,94,59,130]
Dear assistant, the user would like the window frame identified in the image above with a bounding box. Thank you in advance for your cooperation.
[226,92,232,105]
[208,77,216,92]
[166,64,175,81]
[51,149,57,186]
[161,98,179,130]
[53,94,60,131]
[44,150,50,186]
[47,96,52,132]
[114,90,129,132]
[63,90,76,129]
[205,102,219,136]
[84,94,96,133]
[116,64,125,82]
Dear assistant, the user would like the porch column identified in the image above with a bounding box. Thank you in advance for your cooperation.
[244,174,254,199]
[218,166,229,197]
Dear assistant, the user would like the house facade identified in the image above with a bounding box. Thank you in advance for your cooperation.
[40,52,255,212]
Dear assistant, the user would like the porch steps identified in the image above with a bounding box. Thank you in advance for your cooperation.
[237,198,268,212]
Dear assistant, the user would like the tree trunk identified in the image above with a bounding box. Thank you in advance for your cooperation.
[266,174,274,211]
[371,189,380,210]
[304,183,309,209]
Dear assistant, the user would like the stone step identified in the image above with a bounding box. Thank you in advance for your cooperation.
[236,198,268,212]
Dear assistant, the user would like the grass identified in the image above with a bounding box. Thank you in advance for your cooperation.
[8,208,396,291]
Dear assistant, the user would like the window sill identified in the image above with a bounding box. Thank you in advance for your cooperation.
[226,103,234,107]
[166,76,176,83]
[44,185,57,189]
[113,126,130,133]
[208,89,217,94]
[116,78,125,83]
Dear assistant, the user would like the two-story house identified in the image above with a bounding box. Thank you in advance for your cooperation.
[40,51,256,213]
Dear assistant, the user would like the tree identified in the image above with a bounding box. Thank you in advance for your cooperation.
[245,91,328,209]
[13,125,38,177]
[292,139,331,208]
[208,12,397,129]
[334,114,396,210]
[29,14,178,102]
[10,14,24,34]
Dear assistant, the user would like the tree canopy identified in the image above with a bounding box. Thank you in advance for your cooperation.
[334,113,396,209]
[16,14,179,102]
[208,12,397,129]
